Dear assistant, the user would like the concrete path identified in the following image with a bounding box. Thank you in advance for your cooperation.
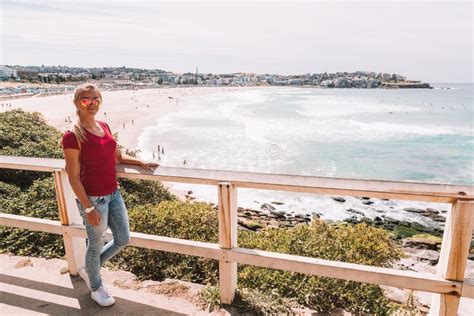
[0,254,216,315]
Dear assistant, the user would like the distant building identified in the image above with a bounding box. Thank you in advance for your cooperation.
[0,66,18,80]
[382,73,391,82]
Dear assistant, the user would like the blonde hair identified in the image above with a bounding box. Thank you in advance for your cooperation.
[72,83,102,144]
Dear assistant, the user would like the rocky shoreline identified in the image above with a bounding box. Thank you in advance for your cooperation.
[207,195,448,238]
[183,192,449,238]
[184,192,472,251]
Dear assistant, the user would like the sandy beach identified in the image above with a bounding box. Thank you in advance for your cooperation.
[0,86,245,198]
[0,86,243,150]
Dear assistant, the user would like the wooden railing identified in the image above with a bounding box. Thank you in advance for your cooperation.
[0,155,473,315]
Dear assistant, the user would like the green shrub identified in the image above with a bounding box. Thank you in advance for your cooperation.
[109,200,219,284]
[198,286,221,312]
[0,181,21,201]
[118,178,177,209]
[238,221,403,314]
[0,178,65,258]
[0,109,63,188]
[198,286,297,314]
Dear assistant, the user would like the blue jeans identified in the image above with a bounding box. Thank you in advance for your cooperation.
[76,189,130,291]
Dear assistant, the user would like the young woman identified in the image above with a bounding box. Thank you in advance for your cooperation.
[62,83,158,306]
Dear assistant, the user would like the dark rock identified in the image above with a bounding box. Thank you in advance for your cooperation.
[269,210,286,219]
[426,208,439,215]
[384,224,395,230]
[413,249,440,265]
[271,201,284,205]
[346,208,365,216]
[411,222,430,232]
[261,203,276,212]
[332,197,346,203]
[399,220,411,227]
[243,210,253,216]
[404,208,425,214]
[344,216,359,224]
[383,216,400,225]
[360,217,373,224]
[422,226,436,234]
[433,227,444,235]
[431,215,446,223]
[312,212,321,219]
[374,216,383,223]
[403,237,439,250]
[441,210,448,213]
[362,200,374,205]
[238,219,264,231]
[187,190,193,195]
[375,209,385,213]
[361,197,371,200]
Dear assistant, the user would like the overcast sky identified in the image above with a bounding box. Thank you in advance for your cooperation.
[1,0,472,82]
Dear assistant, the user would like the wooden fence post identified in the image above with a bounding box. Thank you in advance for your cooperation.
[429,200,474,315]
[218,182,238,304]
[53,169,85,275]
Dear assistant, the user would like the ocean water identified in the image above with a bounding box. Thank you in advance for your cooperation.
[137,84,473,224]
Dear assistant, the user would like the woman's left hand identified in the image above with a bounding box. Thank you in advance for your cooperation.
[140,161,160,171]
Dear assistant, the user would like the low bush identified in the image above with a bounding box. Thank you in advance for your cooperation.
[109,200,219,284]
[238,222,403,314]
[0,178,65,258]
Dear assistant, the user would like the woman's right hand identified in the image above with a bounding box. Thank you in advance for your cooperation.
[86,208,101,226]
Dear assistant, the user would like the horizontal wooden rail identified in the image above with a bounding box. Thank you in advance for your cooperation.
[1,212,473,299]
[0,213,63,234]
[1,155,472,203]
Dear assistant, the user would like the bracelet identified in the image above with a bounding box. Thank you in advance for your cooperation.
[84,206,95,214]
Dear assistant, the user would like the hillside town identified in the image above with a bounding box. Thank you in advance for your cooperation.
[0,65,431,98]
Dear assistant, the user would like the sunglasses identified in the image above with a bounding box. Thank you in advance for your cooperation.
[79,97,102,106]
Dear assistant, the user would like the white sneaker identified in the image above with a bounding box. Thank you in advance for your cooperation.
[77,267,91,290]
[91,286,115,307]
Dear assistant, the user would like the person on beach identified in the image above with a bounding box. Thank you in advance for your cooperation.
[62,83,159,307]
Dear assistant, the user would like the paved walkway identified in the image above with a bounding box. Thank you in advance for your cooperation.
[0,254,216,315]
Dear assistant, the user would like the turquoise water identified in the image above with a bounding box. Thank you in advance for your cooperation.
[137,84,473,222]
[139,83,473,184]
